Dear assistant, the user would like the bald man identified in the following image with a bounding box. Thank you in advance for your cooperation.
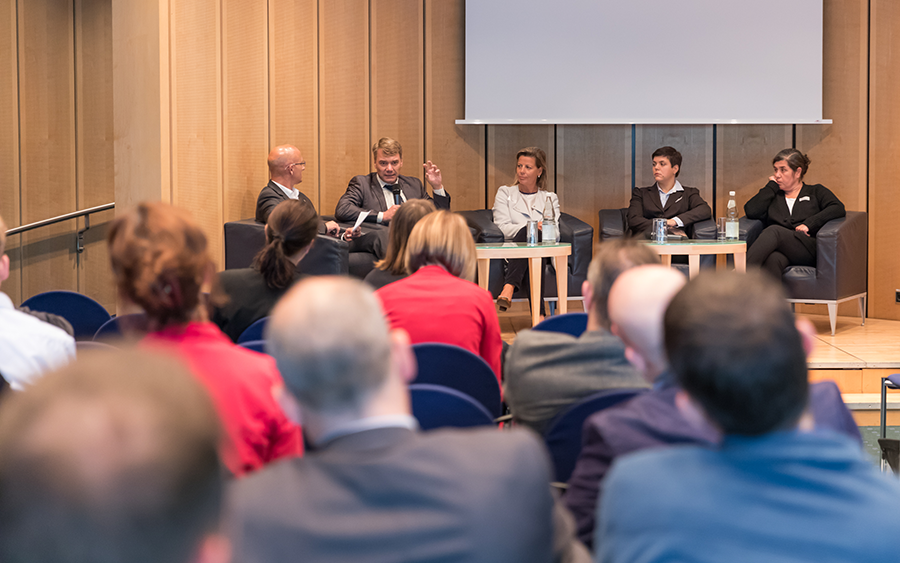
[563,266,861,549]
[255,145,346,239]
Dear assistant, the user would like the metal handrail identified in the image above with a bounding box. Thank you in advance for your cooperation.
[5,202,115,253]
[5,202,115,236]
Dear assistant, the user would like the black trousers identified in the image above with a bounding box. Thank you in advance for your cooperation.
[747,225,816,280]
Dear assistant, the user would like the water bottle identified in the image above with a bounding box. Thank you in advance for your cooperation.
[542,197,558,244]
[725,191,739,240]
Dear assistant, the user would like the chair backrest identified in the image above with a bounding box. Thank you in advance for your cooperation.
[411,343,502,417]
[544,388,645,482]
[409,384,495,430]
[238,339,267,354]
[532,313,588,337]
[237,316,269,344]
[92,313,148,341]
[21,291,111,341]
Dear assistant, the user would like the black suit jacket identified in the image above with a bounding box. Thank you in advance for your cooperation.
[626,185,711,238]
[255,180,330,235]
[334,172,450,224]
[744,181,845,253]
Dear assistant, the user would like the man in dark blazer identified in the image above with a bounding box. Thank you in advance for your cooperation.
[335,137,450,226]
[563,266,863,549]
[255,145,348,238]
[626,146,711,238]
[225,277,589,563]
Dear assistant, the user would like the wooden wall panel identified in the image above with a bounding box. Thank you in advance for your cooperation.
[869,0,900,320]
[556,126,632,237]
[223,0,268,223]
[716,125,792,216]
[171,0,223,265]
[0,0,20,303]
[319,0,369,217]
[486,126,555,210]
[75,0,115,312]
[635,125,714,206]
[269,0,318,210]
[18,0,77,301]
[371,0,424,181]
[424,0,485,211]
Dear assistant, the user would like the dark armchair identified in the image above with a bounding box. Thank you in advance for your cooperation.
[456,210,594,308]
[223,219,349,276]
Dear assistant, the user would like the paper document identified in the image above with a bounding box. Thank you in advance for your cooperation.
[353,211,370,231]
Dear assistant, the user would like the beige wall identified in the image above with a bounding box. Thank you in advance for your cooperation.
[5,0,900,319]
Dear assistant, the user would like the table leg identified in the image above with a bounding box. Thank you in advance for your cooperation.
[554,255,568,315]
[477,258,490,290]
[716,254,726,270]
[529,257,542,326]
[734,250,746,273]
[688,255,700,278]
[659,254,672,267]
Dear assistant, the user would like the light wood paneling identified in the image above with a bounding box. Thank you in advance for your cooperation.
[424,0,485,211]
[171,0,223,265]
[556,126,632,237]
[319,0,369,217]
[809,369,862,393]
[0,0,20,303]
[269,0,318,211]
[635,125,714,206]
[869,0,900,320]
[75,0,115,312]
[223,0,268,223]
[715,125,792,217]
[18,0,77,301]
[486,126,555,210]
[371,0,424,183]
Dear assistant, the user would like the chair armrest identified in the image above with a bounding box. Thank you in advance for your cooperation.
[457,209,504,243]
[297,234,350,276]
[598,208,627,240]
[741,217,764,246]
[559,213,594,282]
[692,218,717,240]
[814,211,867,299]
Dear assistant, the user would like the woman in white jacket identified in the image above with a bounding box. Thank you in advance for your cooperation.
[491,146,560,311]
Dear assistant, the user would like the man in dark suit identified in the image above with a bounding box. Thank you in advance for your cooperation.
[256,145,351,239]
[563,265,863,549]
[225,276,589,563]
[626,146,711,238]
[335,137,450,226]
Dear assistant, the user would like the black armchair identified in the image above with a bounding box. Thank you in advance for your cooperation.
[223,219,349,276]
[744,211,867,336]
[456,210,594,306]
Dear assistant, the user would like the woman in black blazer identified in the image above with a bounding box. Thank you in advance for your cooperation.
[744,148,845,279]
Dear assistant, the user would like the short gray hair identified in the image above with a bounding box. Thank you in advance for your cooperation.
[266,277,392,412]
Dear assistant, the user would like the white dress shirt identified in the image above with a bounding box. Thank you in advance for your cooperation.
[273,181,300,200]
[657,180,685,227]
[0,292,76,390]
[375,175,447,224]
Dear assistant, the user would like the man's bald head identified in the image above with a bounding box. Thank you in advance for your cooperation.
[608,265,686,379]
[267,277,393,413]
[267,145,300,174]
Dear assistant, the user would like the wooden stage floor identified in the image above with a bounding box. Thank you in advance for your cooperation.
[500,304,900,425]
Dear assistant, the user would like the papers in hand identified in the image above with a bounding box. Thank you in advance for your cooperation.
[353,211,370,231]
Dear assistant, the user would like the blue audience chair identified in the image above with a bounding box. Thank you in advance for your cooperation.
[532,312,589,337]
[239,340,267,354]
[409,384,496,431]
[544,388,645,483]
[237,317,268,344]
[411,343,502,418]
[93,313,148,341]
[21,290,111,341]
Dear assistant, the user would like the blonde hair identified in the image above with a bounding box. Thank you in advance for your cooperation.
[405,211,476,282]
[372,137,402,159]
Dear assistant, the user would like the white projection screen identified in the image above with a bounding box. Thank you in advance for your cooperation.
[461,0,826,124]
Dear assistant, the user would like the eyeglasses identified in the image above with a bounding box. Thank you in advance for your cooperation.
[289,162,306,169]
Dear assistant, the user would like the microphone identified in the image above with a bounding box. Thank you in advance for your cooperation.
[392,185,402,206]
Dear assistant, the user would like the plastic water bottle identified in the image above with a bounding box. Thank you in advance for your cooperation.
[542,197,558,244]
[725,191,739,240]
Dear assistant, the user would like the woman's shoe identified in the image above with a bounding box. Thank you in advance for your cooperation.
[496,295,511,312]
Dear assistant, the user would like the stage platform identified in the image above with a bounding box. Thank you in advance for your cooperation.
[500,304,900,426]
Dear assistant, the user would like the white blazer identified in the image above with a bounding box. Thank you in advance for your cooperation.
[491,185,561,241]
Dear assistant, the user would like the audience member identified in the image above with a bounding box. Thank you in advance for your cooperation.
[566,266,862,548]
[108,201,302,477]
[626,146,711,239]
[212,199,318,341]
[0,214,75,390]
[503,240,655,434]
[363,198,435,289]
[0,349,228,563]
[225,276,589,563]
[375,210,502,382]
[595,271,900,562]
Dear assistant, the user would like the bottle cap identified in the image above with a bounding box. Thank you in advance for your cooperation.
[729,191,735,196]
